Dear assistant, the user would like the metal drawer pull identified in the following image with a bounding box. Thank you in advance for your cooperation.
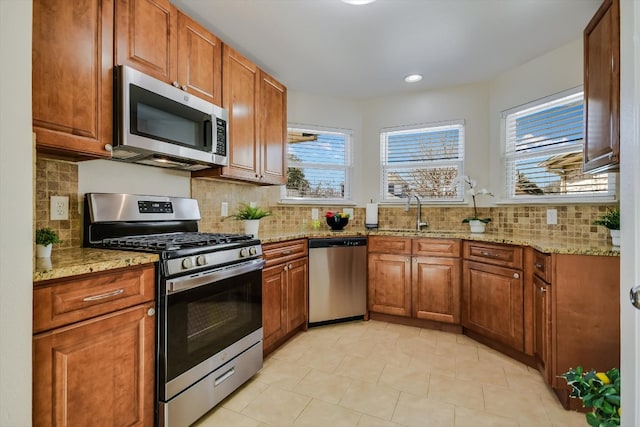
[535,263,544,269]
[281,250,292,255]
[214,367,235,386]
[480,251,498,257]
[82,288,124,302]
[540,287,546,293]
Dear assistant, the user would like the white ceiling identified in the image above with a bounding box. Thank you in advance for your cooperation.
[172,0,602,100]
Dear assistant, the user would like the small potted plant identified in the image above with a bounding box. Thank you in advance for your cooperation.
[229,204,272,238]
[35,227,62,258]
[560,366,620,427]
[453,175,493,233]
[593,208,620,246]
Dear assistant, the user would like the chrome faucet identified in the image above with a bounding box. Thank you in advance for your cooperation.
[405,194,429,231]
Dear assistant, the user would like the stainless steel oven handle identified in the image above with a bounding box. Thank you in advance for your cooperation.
[166,258,265,294]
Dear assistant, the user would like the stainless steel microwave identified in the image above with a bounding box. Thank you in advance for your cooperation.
[112,65,228,171]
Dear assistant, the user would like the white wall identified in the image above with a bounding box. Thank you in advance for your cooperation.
[488,38,584,197]
[361,82,491,206]
[78,160,191,197]
[0,1,33,426]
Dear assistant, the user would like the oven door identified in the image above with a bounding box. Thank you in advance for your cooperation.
[159,258,264,401]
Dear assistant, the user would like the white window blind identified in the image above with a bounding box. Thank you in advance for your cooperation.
[380,120,465,202]
[504,89,614,201]
[283,125,352,201]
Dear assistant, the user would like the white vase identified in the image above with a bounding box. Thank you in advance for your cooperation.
[36,243,52,258]
[244,219,260,238]
[610,229,620,247]
[468,220,486,234]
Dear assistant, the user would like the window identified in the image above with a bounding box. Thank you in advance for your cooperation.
[283,125,352,201]
[504,88,615,201]
[380,120,465,202]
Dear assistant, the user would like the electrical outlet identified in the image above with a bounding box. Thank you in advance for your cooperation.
[311,208,319,220]
[249,201,257,208]
[221,202,228,217]
[50,196,69,220]
[343,208,354,219]
[546,208,557,225]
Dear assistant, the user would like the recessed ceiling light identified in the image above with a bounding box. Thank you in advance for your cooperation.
[341,0,376,5]
[404,74,423,83]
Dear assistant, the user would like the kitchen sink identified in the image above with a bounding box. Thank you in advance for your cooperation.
[376,229,463,235]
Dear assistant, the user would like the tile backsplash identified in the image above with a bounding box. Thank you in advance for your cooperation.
[35,157,618,248]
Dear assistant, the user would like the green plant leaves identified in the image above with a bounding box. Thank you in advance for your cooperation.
[560,366,620,427]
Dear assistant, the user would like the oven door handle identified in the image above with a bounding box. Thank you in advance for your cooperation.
[166,258,265,294]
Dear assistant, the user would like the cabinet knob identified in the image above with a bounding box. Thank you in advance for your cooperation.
[283,265,288,271]
[147,308,156,316]
[535,263,543,269]
[181,85,187,91]
[513,272,520,279]
[540,287,546,293]
[172,81,179,88]
[405,258,410,263]
[104,143,113,152]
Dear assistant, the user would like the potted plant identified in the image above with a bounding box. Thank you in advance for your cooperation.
[561,366,621,427]
[229,204,272,238]
[453,175,493,233]
[593,208,620,247]
[35,227,62,258]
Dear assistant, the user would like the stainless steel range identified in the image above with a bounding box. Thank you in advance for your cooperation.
[84,193,264,427]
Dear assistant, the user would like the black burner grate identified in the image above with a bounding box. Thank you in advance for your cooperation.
[102,232,252,251]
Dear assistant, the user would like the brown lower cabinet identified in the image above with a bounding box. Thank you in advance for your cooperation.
[262,239,308,355]
[33,265,156,427]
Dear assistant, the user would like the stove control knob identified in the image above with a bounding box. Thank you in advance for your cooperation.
[181,258,193,269]
[239,248,249,258]
[196,255,207,266]
[249,246,257,256]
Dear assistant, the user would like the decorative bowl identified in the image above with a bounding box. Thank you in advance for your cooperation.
[326,215,349,231]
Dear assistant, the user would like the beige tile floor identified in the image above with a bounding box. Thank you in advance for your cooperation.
[194,320,588,427]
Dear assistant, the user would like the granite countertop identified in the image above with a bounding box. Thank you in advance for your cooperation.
[259,228,620,256]
[33,248,159,283]
[34,228,617,283]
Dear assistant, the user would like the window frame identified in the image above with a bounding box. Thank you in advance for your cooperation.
[280,123,354,204]
[502,87,617,204]
[379,119,466,203]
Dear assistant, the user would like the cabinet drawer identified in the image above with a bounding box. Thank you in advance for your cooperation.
[412,238,460,257]
[368,236,411,254]
[33,265,155,333]
[533,250,551,282]
[262,239,308,267]
[463,241,523,269]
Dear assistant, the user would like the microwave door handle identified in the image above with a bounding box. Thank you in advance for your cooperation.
[204,119,213,151]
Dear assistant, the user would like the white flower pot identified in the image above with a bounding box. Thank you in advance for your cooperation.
[610,229,620,247]
[468,220,486,234]
[36,243,52,258]
[244,219,260,238]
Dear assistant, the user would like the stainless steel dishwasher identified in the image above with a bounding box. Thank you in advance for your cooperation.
[308,237,367,326]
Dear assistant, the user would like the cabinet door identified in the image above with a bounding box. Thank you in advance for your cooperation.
[533,275,552,384]
[262,263,286,351]
[462,260,524,351]
[583,0,620,173]
[221,45,260,181]
[368,253,411,317]
[177,12,222,106]
[412,256,461,324]
[33,303,155,427]
[32,0,113,158]
[115,0,177,83]
[286,257,308,332]
[259,71,287,185]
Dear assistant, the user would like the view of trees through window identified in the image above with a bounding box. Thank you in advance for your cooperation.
[285,128,350,200]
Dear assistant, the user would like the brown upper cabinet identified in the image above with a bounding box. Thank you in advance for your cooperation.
[583,0,620,173]
[115,0,222,106]
[193,45,287,185]
[32,0,114,159]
